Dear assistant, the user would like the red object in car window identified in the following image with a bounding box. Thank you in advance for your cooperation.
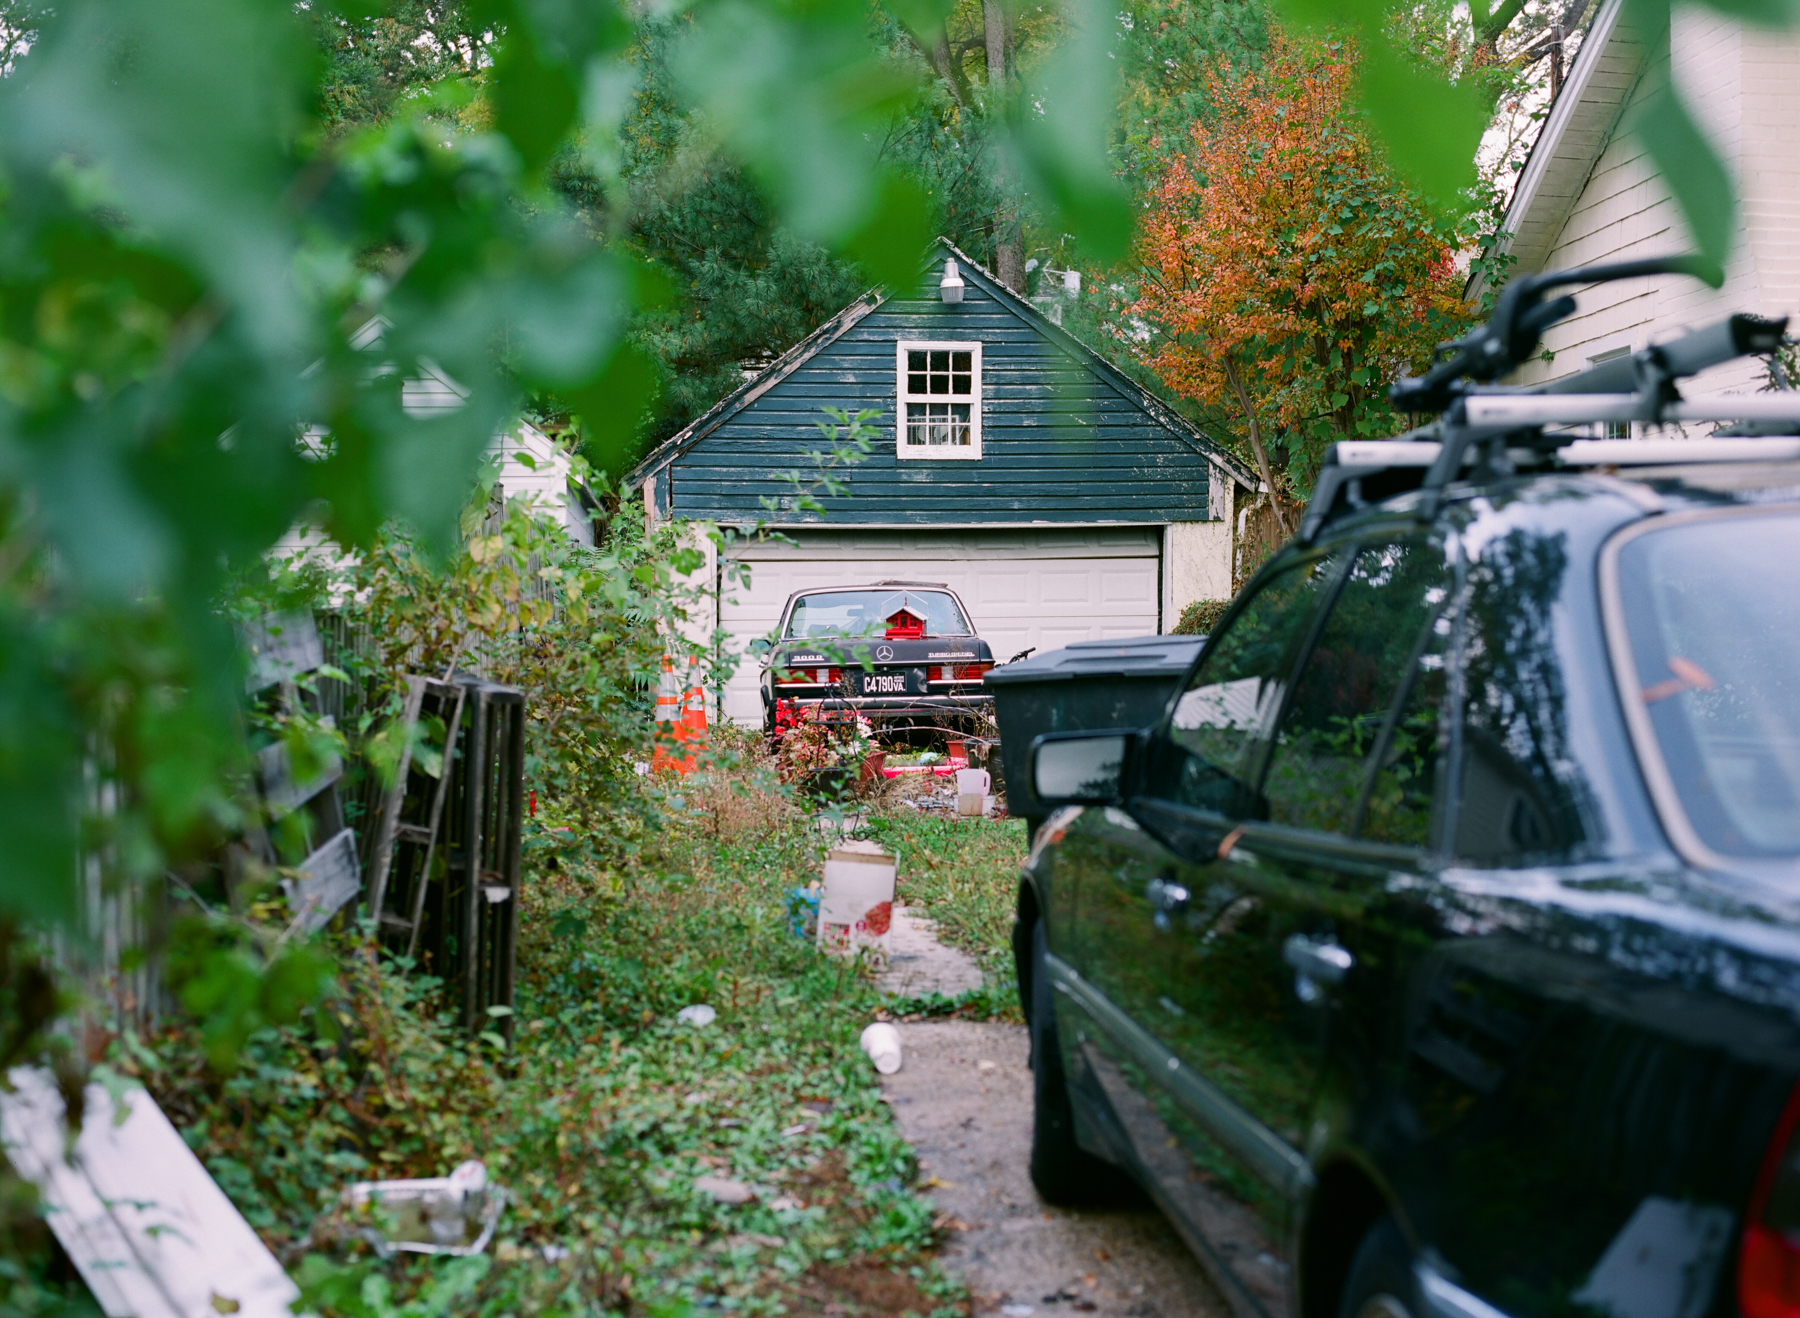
[886,609,926,639]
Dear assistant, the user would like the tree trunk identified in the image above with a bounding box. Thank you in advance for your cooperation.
[982,0,1026,292]
[1221,354,1293,540]
[982,0,1006,84]
[994,213,1026,292]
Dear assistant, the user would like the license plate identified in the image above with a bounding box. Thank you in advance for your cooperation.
[851,668,924,697]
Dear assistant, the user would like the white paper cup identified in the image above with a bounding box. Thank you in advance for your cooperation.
[860,1022,903,1074]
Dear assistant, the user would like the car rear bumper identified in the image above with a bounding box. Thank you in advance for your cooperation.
[772,693,993,716]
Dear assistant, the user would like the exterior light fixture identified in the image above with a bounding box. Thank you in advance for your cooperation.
[940,259,965,304]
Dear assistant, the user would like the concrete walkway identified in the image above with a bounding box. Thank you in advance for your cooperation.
[871,910,1227,1318]
[876,904,985,998]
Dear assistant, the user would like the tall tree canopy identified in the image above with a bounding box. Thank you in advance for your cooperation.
[1130,36,1471,518]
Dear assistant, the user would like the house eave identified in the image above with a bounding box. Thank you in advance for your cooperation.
[1468,0,1639,302]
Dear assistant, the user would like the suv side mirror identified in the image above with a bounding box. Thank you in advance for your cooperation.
[1030,731,1130,806]
[748,637,773,657]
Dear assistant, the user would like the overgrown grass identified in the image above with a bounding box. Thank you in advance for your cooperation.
[123,750,1028,1317]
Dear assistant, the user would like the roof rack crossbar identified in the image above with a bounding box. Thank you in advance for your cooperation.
[1461,393,1800,428]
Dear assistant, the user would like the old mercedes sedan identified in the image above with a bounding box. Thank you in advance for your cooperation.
[1014,459,1800,1318]
[757,583,995,732]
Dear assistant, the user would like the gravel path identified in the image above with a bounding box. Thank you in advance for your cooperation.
[881,1019,1229,1318]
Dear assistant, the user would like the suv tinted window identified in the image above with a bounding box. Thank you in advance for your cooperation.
[1454,525,1588,865]
[1360,599,1453,846]
[1150,552,1343,816]
[1263,538,1452,836]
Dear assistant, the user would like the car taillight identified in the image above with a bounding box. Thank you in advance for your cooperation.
[827,667,843,684]
[952,662,993,680]
[927,665,943,682]
[1741,1080,1800,1318]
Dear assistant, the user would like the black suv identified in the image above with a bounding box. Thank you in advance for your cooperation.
[1012,261,1800,1318]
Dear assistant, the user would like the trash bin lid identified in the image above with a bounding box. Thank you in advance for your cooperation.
[984,633,1206,686]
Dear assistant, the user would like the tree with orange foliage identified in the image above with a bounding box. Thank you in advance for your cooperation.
[1131,37,1474,530]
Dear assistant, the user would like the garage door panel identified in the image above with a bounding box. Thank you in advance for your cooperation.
[718,533,1162,725]
[1102,570,1155,604]
[1039,571,1095,605]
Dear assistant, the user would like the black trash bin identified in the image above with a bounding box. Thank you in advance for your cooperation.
[984,634,1205,839]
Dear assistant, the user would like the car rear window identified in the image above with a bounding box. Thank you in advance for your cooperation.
[785,590,970,638]
[1611,511,1800,859]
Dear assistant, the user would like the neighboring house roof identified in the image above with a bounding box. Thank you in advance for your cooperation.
[1470,0,1640,301]
[622,238,1259,495]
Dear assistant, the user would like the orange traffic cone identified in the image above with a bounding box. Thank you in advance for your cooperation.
[651,654,684,773]
[682,655,708,748]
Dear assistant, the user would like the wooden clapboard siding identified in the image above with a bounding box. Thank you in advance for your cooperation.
[1505,2,1800,403]
[632,241,1246,526]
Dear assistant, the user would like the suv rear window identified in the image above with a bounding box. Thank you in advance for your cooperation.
[1610,511,1800,859]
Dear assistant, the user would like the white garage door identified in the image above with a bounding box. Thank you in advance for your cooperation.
[716,528,1161,724]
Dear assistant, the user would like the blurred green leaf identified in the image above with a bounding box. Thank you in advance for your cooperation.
[1694,0,1800,23]
[881,0,956,43]
[491,29,581,176]
[568,342,662,478]
[1014,0,1132,260]
[1632,80,1734,280]
[1355,44,1486,209]
[843,172,936,293]
[1623,0,1736,279]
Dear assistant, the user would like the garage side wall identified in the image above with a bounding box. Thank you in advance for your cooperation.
[663,271,1216,525]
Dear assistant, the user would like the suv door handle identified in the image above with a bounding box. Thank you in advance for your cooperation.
[1283,934,1353,1003]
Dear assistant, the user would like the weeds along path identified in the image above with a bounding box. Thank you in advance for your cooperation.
[133,754,1035,1317]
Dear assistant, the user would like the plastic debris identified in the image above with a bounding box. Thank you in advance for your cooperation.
[787,884,821,941]
[1001,1306,1036,1317]
[860,1022,902,1075]
[343,1160,506,1256]
[694,1175,756,1205]
[677,1004,717,1027]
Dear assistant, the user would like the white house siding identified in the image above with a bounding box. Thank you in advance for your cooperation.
[1511,10,1800,405]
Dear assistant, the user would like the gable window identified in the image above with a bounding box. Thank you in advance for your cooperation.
[896,341,982,459]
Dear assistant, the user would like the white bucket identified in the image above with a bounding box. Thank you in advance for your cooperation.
[817,840,897,957]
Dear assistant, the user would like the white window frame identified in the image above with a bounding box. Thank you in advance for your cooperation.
[895,340,983,460]
[1587,345,1633,439]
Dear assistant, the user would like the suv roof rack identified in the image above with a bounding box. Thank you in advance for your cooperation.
[1300,256,1798,541]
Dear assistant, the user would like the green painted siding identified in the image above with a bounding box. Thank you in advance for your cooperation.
[663,267,1216,525]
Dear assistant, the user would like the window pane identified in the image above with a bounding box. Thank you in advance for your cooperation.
[908,373,928,394]
[950,402,970,443]
[1455,526,1588,864]
[930,370,948,395]
[952,370,971,395]
[1263,540,1451,836]
[930,350,948,371]
[1149,554,1343,815]
[1615,513,1800,858]
[908,350,926,371]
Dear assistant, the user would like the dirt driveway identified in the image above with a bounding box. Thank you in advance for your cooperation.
[881,1019,1229,1318]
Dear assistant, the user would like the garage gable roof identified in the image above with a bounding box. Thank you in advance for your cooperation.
[622,239,1258,494]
